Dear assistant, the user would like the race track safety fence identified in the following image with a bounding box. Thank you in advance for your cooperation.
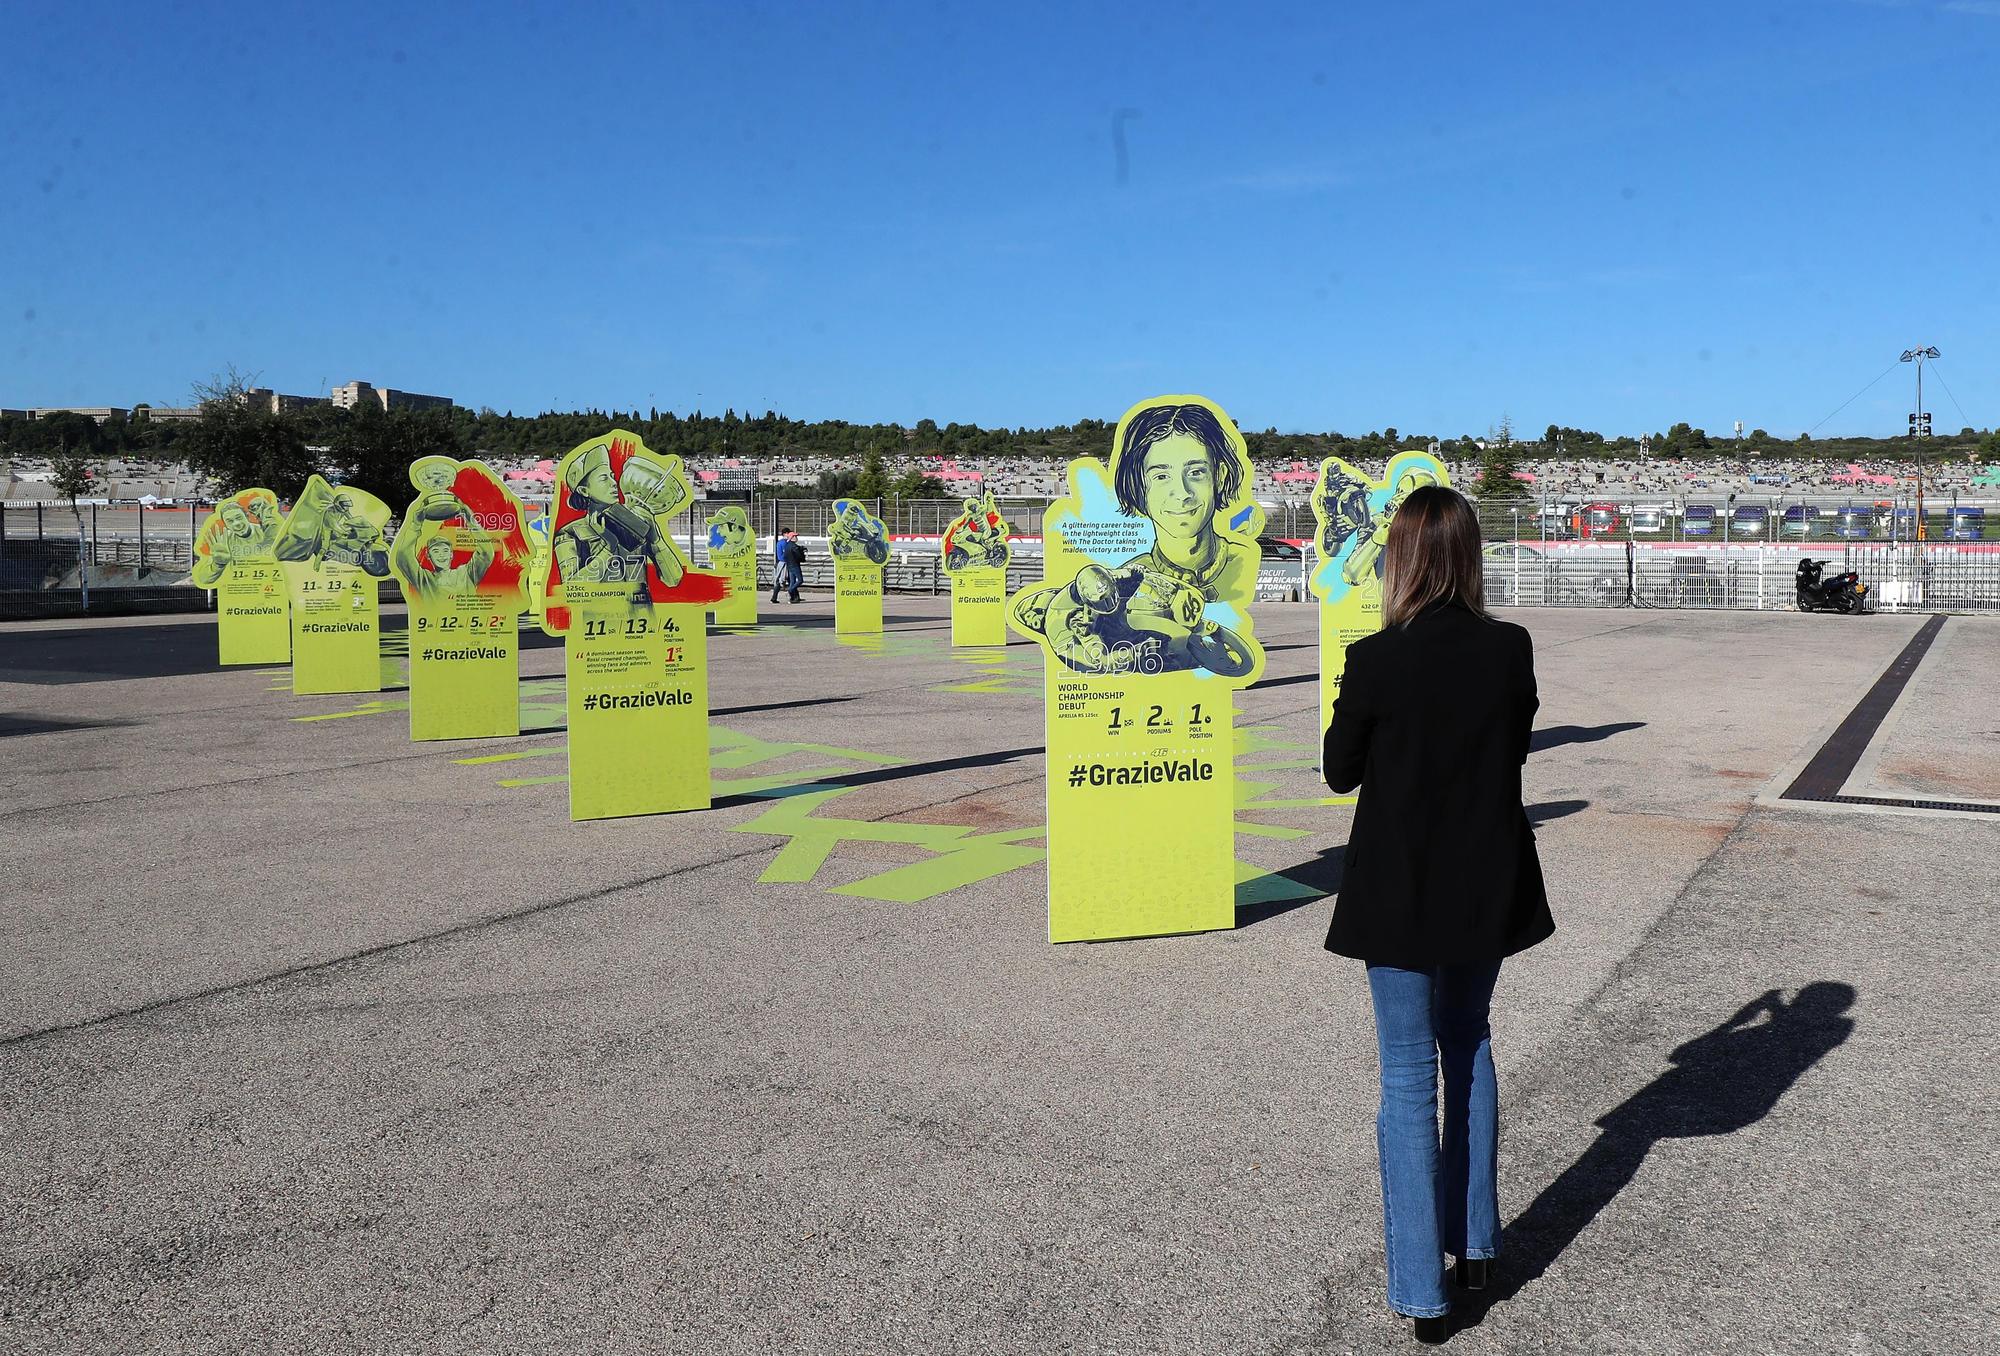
[5,496,1999,618]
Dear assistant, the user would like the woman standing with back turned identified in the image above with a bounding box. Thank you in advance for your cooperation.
[1322,485,1554,1345]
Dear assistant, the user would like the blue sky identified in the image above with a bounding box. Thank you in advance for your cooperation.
[4,0,1996,438]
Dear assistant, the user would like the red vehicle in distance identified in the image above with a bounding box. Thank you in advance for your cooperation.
[1578,502,1623,539]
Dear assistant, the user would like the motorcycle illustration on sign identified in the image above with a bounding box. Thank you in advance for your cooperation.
[1309,452,1451,738]
[942,493,1010,573]
[537,431,725,820]
[1010,400,1263,682]
[829,497,889,634]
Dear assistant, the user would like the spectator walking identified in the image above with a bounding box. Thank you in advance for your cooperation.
[1321,485,1554,1345]
[769,529,804,603]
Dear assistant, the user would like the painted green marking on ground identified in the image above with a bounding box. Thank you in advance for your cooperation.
[455,745,564,766]
[730,789,1047,900]
[294,696,409,723]
[829,829,1047,902]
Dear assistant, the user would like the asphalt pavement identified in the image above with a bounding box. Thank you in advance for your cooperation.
[0,597,1993,1354]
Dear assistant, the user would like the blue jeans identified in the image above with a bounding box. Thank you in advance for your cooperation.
[1364,961,1503,1318]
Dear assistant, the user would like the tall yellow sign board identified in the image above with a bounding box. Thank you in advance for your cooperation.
[830,498,887,635]
[390,457,533,741]
[539,431,725,821]
[276,477,392,695]
[1008,396,1265,943]
[195,488,289,665]
[1308,453,1451,737]
[942,491,1009,646]
[706,506,759,627]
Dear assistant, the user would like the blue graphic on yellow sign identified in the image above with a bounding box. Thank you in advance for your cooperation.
[1308,452,1450,740]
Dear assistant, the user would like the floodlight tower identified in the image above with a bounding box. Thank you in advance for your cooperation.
[1901,346,1938,540]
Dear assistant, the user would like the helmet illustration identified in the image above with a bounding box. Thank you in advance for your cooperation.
[563,444,616,512]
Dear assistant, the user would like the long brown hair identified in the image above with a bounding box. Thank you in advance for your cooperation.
[1381,485,1487,627]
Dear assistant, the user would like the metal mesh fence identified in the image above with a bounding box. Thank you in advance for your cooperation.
[5,493,1998,619]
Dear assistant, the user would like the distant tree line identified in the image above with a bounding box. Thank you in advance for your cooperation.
[4,375,1993,506]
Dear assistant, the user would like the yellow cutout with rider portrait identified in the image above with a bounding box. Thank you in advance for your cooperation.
[1009,395,1265,942]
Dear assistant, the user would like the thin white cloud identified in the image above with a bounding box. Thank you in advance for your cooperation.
[1217,165,1348,193]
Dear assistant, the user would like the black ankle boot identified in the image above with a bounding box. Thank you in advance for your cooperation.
[1412,1314,1449,1344]
[1453,1257,1490,1291]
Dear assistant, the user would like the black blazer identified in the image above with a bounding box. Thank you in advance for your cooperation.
[1322,603,1554,967]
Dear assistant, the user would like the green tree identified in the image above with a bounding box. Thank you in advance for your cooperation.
[853,450,891,500]
[49,448,96,512]
[318,404,466,505]
[1471,444,1528,500]
[178,368,319,497]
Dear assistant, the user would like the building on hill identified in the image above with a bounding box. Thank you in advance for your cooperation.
[27,407,129,424]
[240,388,331,415]
[330,380,452,413]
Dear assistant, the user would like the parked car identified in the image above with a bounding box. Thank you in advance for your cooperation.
[1833,506,1872,540]
[1628,505,1666,534]
[1681,504,1717,538]
[1945,506,1986,541]
[1579,502,1622,538]
[1729,504,1770,539]
[1780,504,1821,538]
[1481,541,1542,607]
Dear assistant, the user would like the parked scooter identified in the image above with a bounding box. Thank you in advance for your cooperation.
[1795,558,1868,614]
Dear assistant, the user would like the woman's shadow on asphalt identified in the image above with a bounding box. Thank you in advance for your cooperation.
[1459,982,1857,1327]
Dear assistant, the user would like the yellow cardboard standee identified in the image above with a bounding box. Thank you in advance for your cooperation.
[830,497,887,634]
[1308,452,1451,737]
[563,593,709,820]
[390,457,534,741]
[194,488,289,665]
[950,569,1008,645]
[275,476,393,695]
[942,491,1010,646]
[705,506,759,627]
[539,430,724,821]
[525,511,551,626]
[1008,395,1266,943]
